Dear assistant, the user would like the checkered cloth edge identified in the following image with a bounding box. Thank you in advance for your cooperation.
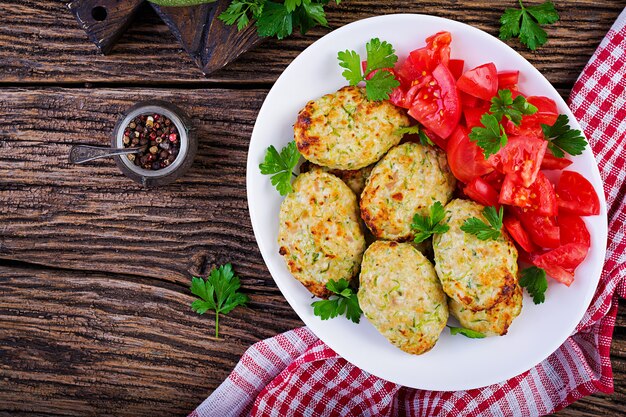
[191,10,626,417]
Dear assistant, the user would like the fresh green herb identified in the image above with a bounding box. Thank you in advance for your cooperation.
[419,130,435,146]
[490,89,538,125]
[469,114,509,158]
[311,278,362,323]
[395,125,420,136]
[461,206,504,241]
[149,0,216,5]
[338,38,400,101]
[541,114,588,158]
[499,1,560,50]
[411,201,450,243]
[190,263,250,338]
[259,141,301,196]
[216,0,341,40]
[520,266,548,304]
[448,326,486,339]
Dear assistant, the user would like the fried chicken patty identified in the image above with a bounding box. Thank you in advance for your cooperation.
[360,142,456,241]
[294,86,410,170]
[278,170,366,298]
[432,199,518,311]
[358,241,448,355]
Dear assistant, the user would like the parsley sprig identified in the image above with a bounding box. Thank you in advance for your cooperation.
[259,141,301,196]
[311,278,362,323]
[461,206,504,241]
[395,125,434,146]
[469,114,509,158]
[499,1,560,50]
[338,38,400,101]
[448,326,486,339]
[190,263,250,338]
[411,201,450,243]
[541,114,588,157]
[216,0,341,39]
[490,89,538,125]
[520,266,548,304]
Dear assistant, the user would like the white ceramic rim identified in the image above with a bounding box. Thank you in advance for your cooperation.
[246,13,608,391]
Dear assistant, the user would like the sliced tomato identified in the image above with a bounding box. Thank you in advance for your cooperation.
[447,126,494,183]
[483,170,505,191]
[464,177,500,207]
[488,136,548,187]
[541,153,573,170]
[503,118,544,140]
[448,59,465,80]
[396,31,451,89]
[534,243,589,286]
[556,171,601,216]
[512,207,560,249]
[559,214,591,247]
[463,102,490,129]
[459,91,483,108]
[421,127,448,151]
[523,96,559,127]
[408,64,461,139]
[498,70,519,89]
[456,63,498,101]
[503,214,537,253]
[499,172,557,216]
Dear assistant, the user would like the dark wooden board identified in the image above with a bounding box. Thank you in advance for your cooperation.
[0,1,625,416]
[0,1,622,86]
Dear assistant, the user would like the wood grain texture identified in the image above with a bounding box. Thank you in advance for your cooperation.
[0,0,625,416]
[0,1,622,86]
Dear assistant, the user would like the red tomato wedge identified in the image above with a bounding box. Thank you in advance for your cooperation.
[559,214,591,247]
[447,126,494,183]
[488,136,548,187]
[524,96,559,126]
[534,243,589,286]
[498,70,519,89]
[503,215,537,253]
[541,153,573,170]
[464,177,500,207]
[556,171,601,216]
[512,207,560,249]
[396,31,451,89]
[483,170,505,191]
[459,91,484,108]
[408,64,461,139]
[499,172,557,216]
[464,102,491,129]
[448,59,465,80]
[457,63,498,101]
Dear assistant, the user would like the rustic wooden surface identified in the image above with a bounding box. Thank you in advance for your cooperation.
[0,1,624,416]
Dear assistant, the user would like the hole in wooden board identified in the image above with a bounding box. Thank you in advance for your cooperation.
[91,6,108,21]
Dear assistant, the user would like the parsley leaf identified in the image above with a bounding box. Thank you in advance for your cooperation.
[461,206,504,241]
[520,266,548,304]
[259,141,301,196]
[419,130,435,146]
[469,114,509,158]
[541,114,588,158]
[395,125,421,136]
[411,201,450,243]
[490,89,538,125]
[190,263,250,338]
[499,1,560,51]
[337,38,400,101]
[311,278,362,323]
[448,326,486,339]
[217,0,338,39]
[219,0,264,31]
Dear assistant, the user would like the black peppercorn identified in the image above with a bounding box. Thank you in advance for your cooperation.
[122,113,181,171]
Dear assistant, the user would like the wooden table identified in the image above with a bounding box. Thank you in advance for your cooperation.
[0,1,624,415]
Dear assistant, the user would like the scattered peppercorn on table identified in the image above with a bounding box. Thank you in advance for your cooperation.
[0,1,624,415]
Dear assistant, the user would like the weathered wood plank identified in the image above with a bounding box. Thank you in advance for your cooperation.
[0,87,273,286]
[0,1,622,86]
[0,265,301,416]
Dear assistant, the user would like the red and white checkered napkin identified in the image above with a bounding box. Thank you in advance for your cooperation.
[191,11,626,417]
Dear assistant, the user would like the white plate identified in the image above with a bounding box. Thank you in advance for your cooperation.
[246,14,608,391]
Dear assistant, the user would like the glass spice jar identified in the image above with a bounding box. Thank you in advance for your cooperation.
[112,100,197,187]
